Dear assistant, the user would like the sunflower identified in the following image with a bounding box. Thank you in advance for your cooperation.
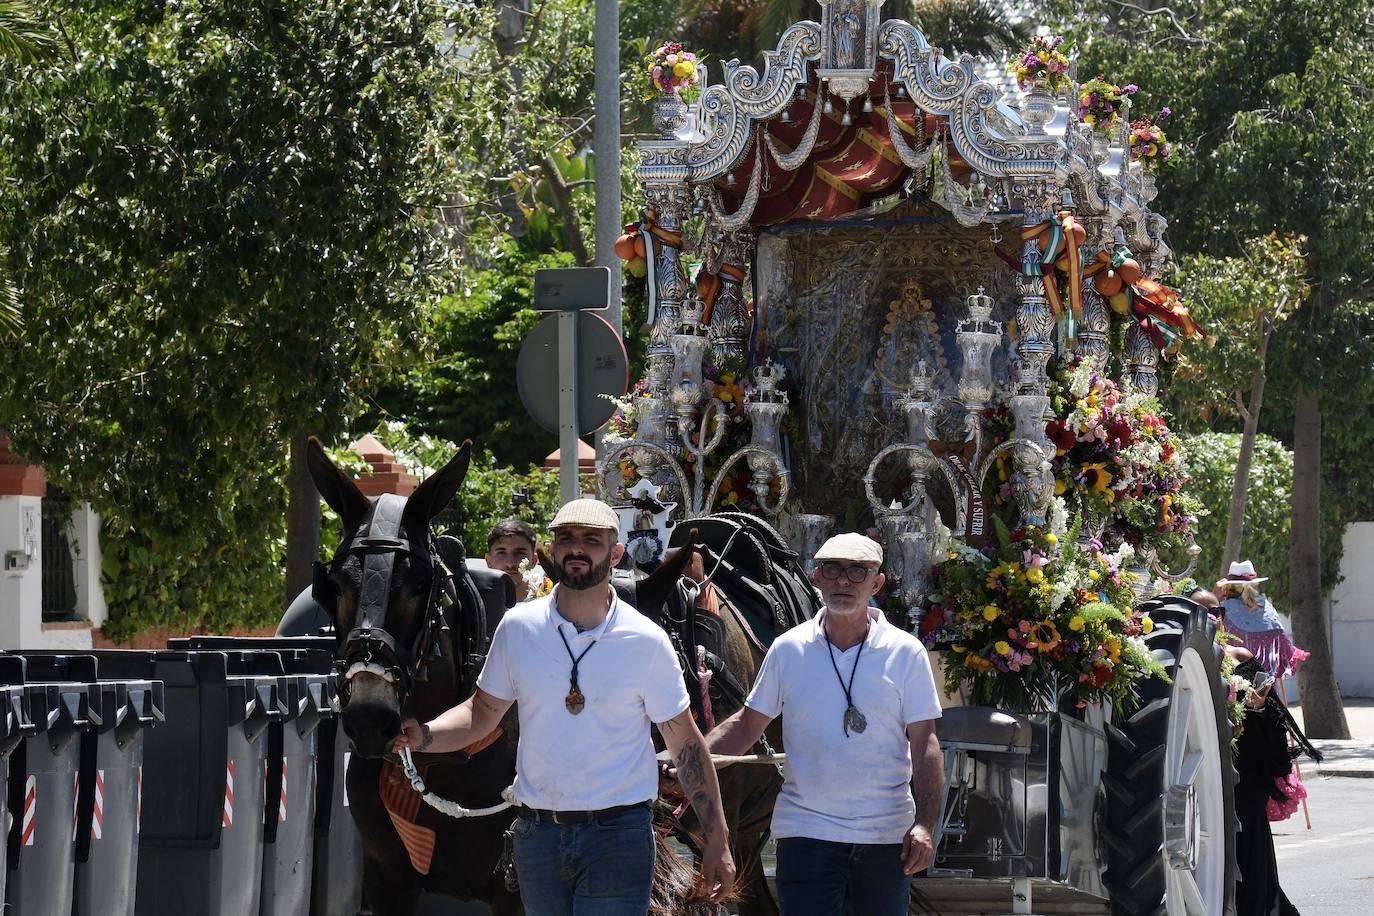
[1079,462,1115,501]
[1029,619,1061,652]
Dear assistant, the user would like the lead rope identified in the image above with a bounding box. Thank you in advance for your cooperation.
[398,747,517,819]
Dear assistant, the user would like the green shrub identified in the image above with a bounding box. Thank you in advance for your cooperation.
[1179,432,1293,604]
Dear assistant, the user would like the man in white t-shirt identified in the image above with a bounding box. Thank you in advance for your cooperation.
[704,532,944,915]
[393,498,734,914]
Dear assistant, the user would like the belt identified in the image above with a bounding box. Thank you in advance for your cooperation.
[516,800,652,825]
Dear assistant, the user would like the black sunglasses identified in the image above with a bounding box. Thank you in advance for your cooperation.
[817,562,874,583]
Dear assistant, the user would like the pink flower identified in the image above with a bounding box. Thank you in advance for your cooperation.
[1022,549,1048,569]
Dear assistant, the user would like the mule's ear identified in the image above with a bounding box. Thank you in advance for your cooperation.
[537,548,560,585]
[636,528,698,612]
[306,437,370,533]
[401,440,473,533]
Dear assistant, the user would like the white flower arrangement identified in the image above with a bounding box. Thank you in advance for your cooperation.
[517,558,553,599]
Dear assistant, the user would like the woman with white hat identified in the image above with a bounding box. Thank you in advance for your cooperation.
[1215,560,1309,681]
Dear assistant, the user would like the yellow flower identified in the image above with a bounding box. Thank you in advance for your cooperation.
[982,605,1000,622]
[1026,567,1045,584]
[1045,533,1058,545]
[1088,569,1100,582]
[1106,636,1122,662]
[1069,615,1085,632]
[952,644,967,653]
[1080,462,1114,497]
[673,60,695,78]
[994,641,1012,656]
[1054,478,1067,495]
[1141,616,1154,634]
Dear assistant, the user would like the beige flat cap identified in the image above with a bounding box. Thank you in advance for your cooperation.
[550,498,620,531]
[813,532,883,566]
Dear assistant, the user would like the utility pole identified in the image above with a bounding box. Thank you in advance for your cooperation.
[593,0,622,337]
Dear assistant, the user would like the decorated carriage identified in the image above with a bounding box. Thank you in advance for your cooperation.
[604,5,1233,915]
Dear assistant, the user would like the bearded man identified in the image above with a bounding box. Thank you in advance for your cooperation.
[394,498,734,914]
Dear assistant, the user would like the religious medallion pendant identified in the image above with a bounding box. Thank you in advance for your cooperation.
[565,684,586,715]
[844,705,867,735]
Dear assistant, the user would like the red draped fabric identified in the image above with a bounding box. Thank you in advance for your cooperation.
[719,67,965,226]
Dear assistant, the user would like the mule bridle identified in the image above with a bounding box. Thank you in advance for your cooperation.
[312,493,456,703]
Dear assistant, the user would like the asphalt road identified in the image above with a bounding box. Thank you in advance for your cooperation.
[1273,773,1374,915]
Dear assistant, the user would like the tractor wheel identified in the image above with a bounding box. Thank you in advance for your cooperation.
[1102,596,1237,916]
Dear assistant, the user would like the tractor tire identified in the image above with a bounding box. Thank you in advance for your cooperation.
[1102,596,1237,916]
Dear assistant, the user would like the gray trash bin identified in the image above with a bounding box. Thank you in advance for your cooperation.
[260,672,333,916]
[5,676,96,916]
[169,635,361,916]
[72,679,165,916]
[0,655,34,905]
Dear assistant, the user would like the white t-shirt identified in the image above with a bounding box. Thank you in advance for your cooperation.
[477,586,689,811]
[746,607,942,844]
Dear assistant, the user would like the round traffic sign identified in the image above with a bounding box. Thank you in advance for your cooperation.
[516,312,629,436]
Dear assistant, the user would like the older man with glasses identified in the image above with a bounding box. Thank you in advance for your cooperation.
[703,532,945,916]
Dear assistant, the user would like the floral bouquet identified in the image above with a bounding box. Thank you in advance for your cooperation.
[644,41,702,103]
[1012,35,1071,94]
[1078,77,1136,133]
[1045,360,1198,545]
[517,558,553,600]
[922,510,1166,712]
[1129,108,1174,170]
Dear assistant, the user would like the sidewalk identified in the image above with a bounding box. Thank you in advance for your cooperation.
[1290,698,1374,778]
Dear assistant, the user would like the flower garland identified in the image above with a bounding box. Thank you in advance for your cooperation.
[1045,360,1199,546]
[644,41,701,103]
[1129,108,1174,171]
[1077,77,1136,133]
[922,510,1167,712]
[1012,35,1071,94]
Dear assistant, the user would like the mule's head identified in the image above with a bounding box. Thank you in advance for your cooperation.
[306,437,472,759]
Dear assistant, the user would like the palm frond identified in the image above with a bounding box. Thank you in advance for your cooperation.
[910,0,1031,57]
[0,0,60,63]
[759,0,804,55]
[0,274,21,338]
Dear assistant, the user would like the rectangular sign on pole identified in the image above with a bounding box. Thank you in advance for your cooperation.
[534,267,612,313]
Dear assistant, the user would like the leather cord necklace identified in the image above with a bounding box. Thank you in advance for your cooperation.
[823,618,870,736]
[555,592,616,715]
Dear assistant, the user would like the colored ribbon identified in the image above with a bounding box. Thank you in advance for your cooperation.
[633,210,685,328]
[1021,210,1085,342]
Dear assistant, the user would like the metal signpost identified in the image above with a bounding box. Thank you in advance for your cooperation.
[526,267,619,504]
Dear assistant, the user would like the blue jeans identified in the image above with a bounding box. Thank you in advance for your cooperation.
[510,804,656,916]
[775,836,912,916]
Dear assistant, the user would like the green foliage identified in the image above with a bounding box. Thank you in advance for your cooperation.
[0,0,458,631]
[0,0,58,63]
[98,480,286,642]
[910,0,1031,57]
[375,241,574,467]
[1178,432,1293,602]
[1166,234,1309,428]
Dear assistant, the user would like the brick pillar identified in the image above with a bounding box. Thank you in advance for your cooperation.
[350,434,418,497]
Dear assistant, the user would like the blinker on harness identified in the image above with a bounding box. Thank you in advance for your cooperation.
[312,493,456,702]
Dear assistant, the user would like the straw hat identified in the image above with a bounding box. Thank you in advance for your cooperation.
[1217,559,1268,587]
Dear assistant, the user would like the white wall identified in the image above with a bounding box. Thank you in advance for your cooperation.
[1331,522,1374,698]
[0,495,44,648]
[69,502,107,628]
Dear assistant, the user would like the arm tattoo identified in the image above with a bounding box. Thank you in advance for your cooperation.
[673,738,722,841]
[418,722,434,751]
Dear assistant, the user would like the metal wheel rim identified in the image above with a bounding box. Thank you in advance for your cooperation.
[1163,645,1226,916]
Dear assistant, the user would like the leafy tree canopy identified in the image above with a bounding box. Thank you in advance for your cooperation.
[0,0,458,543]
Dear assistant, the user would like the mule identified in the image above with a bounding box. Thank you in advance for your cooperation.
[304,438,718,916]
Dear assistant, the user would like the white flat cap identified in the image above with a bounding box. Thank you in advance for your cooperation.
[550,498,620,531]
[813,532,883,566]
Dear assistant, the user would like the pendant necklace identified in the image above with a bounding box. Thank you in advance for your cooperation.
[555,594,614,715]
[823,618,870,737]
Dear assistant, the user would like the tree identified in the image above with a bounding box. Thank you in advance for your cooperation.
[1169,235,1308,574]
[1052,0,1374,735]
[0,0,457,620]
[911,0,1030,57]
[0,0,57,337]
